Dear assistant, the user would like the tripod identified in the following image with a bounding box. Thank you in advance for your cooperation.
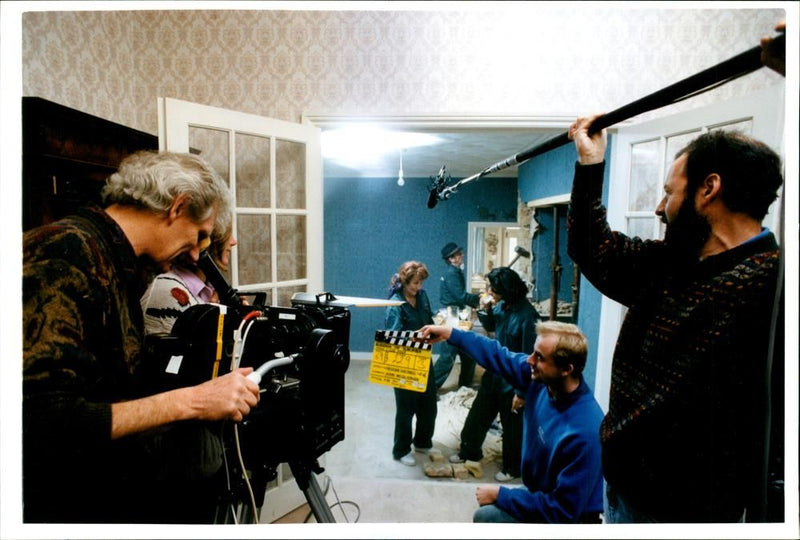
[214,457,335,524]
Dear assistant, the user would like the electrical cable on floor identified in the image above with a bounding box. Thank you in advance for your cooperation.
[329,477,360,523]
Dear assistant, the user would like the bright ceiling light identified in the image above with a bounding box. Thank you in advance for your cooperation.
[397,149,405,186]
[321,127,441,168]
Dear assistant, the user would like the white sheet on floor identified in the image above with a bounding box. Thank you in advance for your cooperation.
[433,387,502,461]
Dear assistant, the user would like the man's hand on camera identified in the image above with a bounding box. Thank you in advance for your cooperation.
[191,368,261,423]
[111,367,260,439]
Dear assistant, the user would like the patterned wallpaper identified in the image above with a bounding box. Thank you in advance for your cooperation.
[20,6,786,135]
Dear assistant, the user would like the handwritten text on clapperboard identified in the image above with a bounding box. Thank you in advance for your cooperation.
[370,330,432,392]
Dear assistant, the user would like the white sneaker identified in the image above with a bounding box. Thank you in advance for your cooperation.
[448,454,465,464]
[414,445,432,454]
[397,452,416,466]
[495,471,518,482]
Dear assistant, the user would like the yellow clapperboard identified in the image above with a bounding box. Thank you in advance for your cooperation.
[370,330,433,392]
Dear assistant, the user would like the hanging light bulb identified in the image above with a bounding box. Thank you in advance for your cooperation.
[397,149,405,186]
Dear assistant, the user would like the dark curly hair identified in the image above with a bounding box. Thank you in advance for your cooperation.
[486,266,528,303]
[677,130,783,221]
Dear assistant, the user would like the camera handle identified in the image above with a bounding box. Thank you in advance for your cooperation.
[218,353,336,523]
[246,353,298,385]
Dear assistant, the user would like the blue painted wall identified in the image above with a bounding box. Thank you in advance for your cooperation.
[324,175,518,353]
[516,138,613,393]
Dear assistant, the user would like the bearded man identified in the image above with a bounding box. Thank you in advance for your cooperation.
[566,118,783,523]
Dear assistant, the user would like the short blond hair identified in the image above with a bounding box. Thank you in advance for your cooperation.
[535,320,588,375]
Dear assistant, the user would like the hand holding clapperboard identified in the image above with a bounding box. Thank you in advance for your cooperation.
[370,330,432,392]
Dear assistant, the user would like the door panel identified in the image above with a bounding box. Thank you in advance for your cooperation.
[158,97,323,522]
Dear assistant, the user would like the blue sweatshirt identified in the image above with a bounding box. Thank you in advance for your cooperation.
[449,328,604,523]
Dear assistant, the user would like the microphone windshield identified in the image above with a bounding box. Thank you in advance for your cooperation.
[427,188,439,209]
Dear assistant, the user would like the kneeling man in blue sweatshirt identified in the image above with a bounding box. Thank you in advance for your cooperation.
[418,320,604,523]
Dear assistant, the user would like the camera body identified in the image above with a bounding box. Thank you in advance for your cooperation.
[142,297,351,467]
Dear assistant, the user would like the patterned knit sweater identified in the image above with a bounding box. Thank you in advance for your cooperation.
[23,206,151,522]
[567,162,781,522]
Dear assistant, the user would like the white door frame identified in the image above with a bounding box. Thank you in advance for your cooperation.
[158,97,324,297]
[158,97,323,522]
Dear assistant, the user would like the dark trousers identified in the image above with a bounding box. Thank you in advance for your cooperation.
[392,363,438,459]
[433,341,477,389]
[458,371,522,476]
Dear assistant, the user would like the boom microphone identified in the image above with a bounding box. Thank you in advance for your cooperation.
[427,165,451,208]
[427,187,440,209]
[426,32,786,208]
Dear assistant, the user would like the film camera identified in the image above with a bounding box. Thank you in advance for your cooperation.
[142,252,351,522]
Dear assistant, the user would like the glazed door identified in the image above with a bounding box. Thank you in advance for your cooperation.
[159,97,323,522]
[594,83,785,411]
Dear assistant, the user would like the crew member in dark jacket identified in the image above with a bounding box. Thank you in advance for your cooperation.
[433,242,480,389]
[449,267,540,483]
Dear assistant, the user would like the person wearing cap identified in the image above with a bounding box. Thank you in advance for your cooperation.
[432,242,480,389]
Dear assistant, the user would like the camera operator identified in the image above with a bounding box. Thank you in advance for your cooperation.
[22,150,261,523]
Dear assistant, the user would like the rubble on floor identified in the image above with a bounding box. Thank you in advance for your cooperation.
[423,457,484,480]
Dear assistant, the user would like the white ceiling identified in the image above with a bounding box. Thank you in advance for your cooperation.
[321,128,566,180]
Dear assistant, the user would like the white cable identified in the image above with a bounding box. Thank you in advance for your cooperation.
[234,423,259,524]
[232,316,256,370]
[246,354,298,384]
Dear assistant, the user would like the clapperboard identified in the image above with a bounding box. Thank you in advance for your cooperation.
[369,330,432,392]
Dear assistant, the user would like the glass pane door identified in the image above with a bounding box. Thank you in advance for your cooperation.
[158,96,322,522]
